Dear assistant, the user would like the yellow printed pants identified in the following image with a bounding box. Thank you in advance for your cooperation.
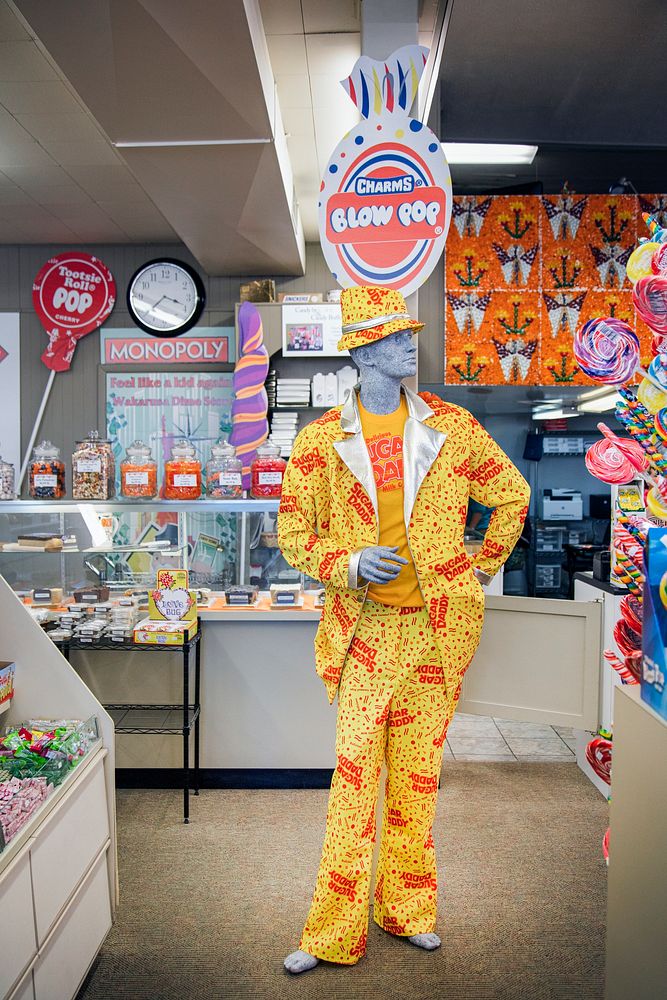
[299,601,462,965]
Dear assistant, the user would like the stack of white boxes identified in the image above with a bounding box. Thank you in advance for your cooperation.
[270,412,300,457]
[276,377,311,406]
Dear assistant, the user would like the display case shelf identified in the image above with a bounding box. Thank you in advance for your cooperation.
[106,705,200,735]
[0,544,185,556]
[0,499,280,513]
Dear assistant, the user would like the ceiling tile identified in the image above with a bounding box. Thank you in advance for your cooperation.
[0,201,59,222]
[0,4,30,41]
[62,164,146,198]
[298,200,319,242]
[0,182,34,206]
[309,74,359,112]
[259,0,303,35]
[273,74,312,110]
[0,218,78,242]
[280,105,315,138]
[17,111,105,144]
[0,139,57,169]
[111,220,178,241]
[39,139,123,167]
[301,0,359,33]
[0,40,58,80]
[305,33,360,75]
[0,79,80,114]
[1,160,73,187]
[265,33,308,75]
[0,104,35,145]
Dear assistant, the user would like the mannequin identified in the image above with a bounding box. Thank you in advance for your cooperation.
[277,286,530,974]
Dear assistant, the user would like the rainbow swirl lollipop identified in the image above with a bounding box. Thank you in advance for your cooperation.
[655,407,667,443]
[633,275,667,336]
[652,244,667,275]
[229,301,269,490]
[573,317,639,384]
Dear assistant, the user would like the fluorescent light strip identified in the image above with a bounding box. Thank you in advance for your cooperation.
[442,142,538,165]
[114,138,272,147]
[577,390,619,414]
[532,407,579,420]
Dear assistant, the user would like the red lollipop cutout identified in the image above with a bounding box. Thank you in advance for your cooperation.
[19,253,116,489]
[633,274,667,336]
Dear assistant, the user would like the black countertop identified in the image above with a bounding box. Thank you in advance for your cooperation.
[573,571,626,596]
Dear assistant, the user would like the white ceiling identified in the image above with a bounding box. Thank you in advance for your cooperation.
[0,0,177,242]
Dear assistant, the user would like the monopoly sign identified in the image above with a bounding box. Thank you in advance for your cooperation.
[319,45,452,297]
[100,328,234,365]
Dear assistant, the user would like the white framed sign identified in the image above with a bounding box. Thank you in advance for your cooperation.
[281,303,347,357]
[0,314,20,474]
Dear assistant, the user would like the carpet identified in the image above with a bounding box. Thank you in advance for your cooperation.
[77,762,608,1000]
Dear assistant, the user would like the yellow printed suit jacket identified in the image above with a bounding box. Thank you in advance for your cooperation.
[277,385,530,704]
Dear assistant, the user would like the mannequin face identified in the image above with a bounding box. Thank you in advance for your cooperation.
[352,329,417,380]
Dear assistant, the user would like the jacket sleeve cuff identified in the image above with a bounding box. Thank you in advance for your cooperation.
[348,547,366,589]
[473,567,493,586]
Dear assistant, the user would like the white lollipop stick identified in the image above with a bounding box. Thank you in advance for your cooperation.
[635,364,666,393]
[18,369,56,490]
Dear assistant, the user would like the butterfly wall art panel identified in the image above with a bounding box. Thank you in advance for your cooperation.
[443,193,665,385]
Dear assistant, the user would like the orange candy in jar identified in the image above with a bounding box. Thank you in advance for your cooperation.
[164,439,202,500]
[250,441,286,498]
[120,440,157,498]
[29,440,66,499]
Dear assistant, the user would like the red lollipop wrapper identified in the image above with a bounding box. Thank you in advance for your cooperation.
[586,737,612,785]
[602,826,610,862]
[633,274,667,336]
[624,650,642,684]
[652,243,667,275]
[613,618,642,657]
[620,593,643,633]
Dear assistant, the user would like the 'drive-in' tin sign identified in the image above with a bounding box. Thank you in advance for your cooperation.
[319,45,452,297]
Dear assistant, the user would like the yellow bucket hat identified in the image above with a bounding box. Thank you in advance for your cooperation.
[337,286,424,352]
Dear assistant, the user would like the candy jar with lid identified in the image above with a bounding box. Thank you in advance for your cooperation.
[0,447,15,500]
[250,440,286,498]
[29,440,66,499]
[120,440,157,498]
[164,439,202,500]
[72,430,115,500]
[206,440,243,498]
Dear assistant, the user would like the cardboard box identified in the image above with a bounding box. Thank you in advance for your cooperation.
[641,527,667,721]
[240,279,275,303]
[277,292,323,303]
[133,618,199,645]
[149,568,197,623]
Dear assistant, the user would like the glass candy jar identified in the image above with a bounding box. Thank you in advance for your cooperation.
[29,441,66,499]
[206,441,243,498]
[72,431,115,500]
[120,440,157,498]
[0,451,15,500]
[250,441,286,499]
[164,439,202,500]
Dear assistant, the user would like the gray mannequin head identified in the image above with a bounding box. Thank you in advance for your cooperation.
[349,329,417,414]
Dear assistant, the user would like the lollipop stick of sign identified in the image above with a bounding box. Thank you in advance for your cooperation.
[18,369,56,488]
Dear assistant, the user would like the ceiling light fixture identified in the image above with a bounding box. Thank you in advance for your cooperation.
[441,143,538,165]
[114,138,272,147]
[532,405,580,420]
[577,390,619,414]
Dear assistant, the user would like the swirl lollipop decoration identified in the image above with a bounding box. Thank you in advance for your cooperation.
[652,244,667,275]
[586,737,613,785]
[633,275,667,336]
[573,317,640,384]
[229,302,269,490]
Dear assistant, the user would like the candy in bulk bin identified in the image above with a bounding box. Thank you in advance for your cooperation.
[206,440,243,498]
[120,440,157,499]
[250,441,286,498]
[29,440,65,499]
[72,430,115,500]
[164,439,202,500]
[0,449,15,500]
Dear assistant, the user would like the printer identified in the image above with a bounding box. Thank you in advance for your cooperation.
[541,489,583,521]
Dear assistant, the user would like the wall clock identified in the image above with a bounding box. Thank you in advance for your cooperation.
[127,258,206,337]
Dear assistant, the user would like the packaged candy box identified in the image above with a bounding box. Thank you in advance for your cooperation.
[0,661,15,713]
[641,527,667,721]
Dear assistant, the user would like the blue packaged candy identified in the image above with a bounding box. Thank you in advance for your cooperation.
[641,527,667,720]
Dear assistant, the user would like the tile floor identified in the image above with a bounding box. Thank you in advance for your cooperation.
[443,713,578,762]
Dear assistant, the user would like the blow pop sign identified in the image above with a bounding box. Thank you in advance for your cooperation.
[319,45,452,297]
[33,252,116,372]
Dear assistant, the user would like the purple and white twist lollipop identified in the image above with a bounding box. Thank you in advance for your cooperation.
[573,317,640,385]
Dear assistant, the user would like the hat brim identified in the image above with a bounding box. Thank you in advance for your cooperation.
[337,316,424,353]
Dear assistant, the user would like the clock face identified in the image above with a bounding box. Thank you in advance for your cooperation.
[127,258,205,336]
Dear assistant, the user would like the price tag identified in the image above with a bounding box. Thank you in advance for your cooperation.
[258,471,283,485]
[33,474,57,487]
[76,459,102,473]
[173,474,197,487]
[125,471,149,485]
[219,472,242,485]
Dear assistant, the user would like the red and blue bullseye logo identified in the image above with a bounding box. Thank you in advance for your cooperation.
[319,117,451,296]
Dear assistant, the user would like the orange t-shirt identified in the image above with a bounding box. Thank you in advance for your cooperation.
[358,396,424,607]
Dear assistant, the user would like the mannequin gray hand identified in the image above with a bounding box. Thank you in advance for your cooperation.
[358,545,408,584]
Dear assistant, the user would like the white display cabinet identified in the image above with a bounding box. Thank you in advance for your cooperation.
[0,576,116,1000]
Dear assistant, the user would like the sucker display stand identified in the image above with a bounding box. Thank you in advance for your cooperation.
[0,575,116,1000]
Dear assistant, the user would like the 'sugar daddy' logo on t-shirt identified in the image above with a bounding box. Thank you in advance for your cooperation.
[366,434,403,492]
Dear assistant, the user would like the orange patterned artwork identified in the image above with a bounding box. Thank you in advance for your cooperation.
[444,193,667,385]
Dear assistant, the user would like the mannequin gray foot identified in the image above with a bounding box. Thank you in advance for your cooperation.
[408,932,441,951]
[284,949,319,974]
